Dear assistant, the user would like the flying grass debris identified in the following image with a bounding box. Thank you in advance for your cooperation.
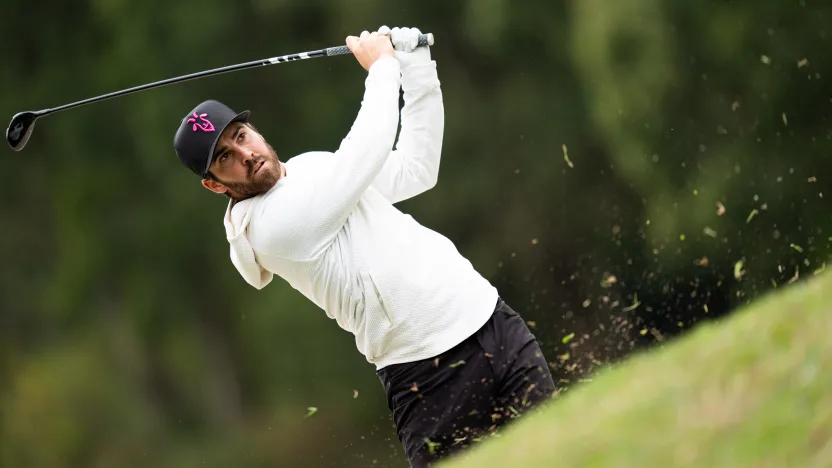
[734,260,746,280]
[562,144,574,168]
[704,227,718,238]
[790,243,804,253]
[600,275,617,288]
[305,407,318,418]
[746,209,759,224]
[449,360,466,368]
[424,438,441,455]
[562,333,575,344]
[717,202,726,216]
[621,294,641,312]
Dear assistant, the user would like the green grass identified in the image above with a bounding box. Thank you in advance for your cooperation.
[444,273,832,467]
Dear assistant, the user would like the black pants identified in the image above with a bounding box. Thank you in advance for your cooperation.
[377,298,556,467]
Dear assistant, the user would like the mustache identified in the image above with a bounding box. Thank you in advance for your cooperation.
[248,155,271,177]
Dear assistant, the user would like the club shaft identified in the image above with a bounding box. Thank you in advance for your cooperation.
[47,49,329,115]
[45,33,433,116]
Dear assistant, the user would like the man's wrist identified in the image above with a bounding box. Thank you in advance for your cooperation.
[370,55,400,72]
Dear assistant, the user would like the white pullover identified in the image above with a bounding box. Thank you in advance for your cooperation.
[222,56,498,370]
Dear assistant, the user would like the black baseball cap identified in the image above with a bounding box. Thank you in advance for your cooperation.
[174,99,250,178]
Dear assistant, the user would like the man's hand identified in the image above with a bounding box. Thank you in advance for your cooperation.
[346,30,395,72]
[377,25,432,69]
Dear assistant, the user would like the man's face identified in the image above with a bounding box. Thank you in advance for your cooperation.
[201,122,283,200]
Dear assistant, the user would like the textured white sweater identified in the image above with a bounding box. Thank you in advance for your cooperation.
[222,56,498,370]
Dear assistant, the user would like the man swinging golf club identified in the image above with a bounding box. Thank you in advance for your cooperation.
[173,26,555,467]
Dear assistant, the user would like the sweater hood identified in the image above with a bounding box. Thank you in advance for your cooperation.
[223,195,274,289]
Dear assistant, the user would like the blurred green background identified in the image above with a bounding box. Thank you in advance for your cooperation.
[1,1,829,467]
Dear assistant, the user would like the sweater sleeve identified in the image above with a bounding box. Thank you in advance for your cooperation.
[256,56,402,260]
[370,60,444,204]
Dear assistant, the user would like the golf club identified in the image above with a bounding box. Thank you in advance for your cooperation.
[6,33,434,152]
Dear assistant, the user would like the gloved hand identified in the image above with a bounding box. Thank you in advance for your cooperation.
[377,25,431,69]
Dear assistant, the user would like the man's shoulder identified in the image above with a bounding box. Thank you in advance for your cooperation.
[285,150,335,167]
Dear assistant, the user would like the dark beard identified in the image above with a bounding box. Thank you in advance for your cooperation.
[216,144,282,199]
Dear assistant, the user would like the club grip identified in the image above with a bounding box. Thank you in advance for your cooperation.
[326,33,434,57]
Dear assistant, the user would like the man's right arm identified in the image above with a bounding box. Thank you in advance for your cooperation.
[256,36,402,261]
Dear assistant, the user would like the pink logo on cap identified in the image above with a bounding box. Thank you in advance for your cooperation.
[188,112,215,133]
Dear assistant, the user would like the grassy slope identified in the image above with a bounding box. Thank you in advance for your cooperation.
[445,273,832,468]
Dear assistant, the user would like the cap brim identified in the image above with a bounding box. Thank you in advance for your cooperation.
[201,110,251,178]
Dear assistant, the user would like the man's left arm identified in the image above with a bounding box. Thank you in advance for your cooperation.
[371,26,444,204]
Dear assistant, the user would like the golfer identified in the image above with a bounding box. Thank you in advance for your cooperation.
[173,26,555,467]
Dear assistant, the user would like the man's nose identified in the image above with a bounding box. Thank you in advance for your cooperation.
[240,150,256,164]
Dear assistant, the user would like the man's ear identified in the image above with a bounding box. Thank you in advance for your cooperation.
[201,177,228,194]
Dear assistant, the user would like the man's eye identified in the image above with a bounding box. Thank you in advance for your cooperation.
[220,154,229,163]
[238,132,246,142]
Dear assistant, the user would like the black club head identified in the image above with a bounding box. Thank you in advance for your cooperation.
[7,111,40,151]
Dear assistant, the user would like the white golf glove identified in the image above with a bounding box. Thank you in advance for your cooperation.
[377,25,431,69]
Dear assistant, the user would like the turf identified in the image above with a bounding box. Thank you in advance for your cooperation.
[443,273,832,467]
